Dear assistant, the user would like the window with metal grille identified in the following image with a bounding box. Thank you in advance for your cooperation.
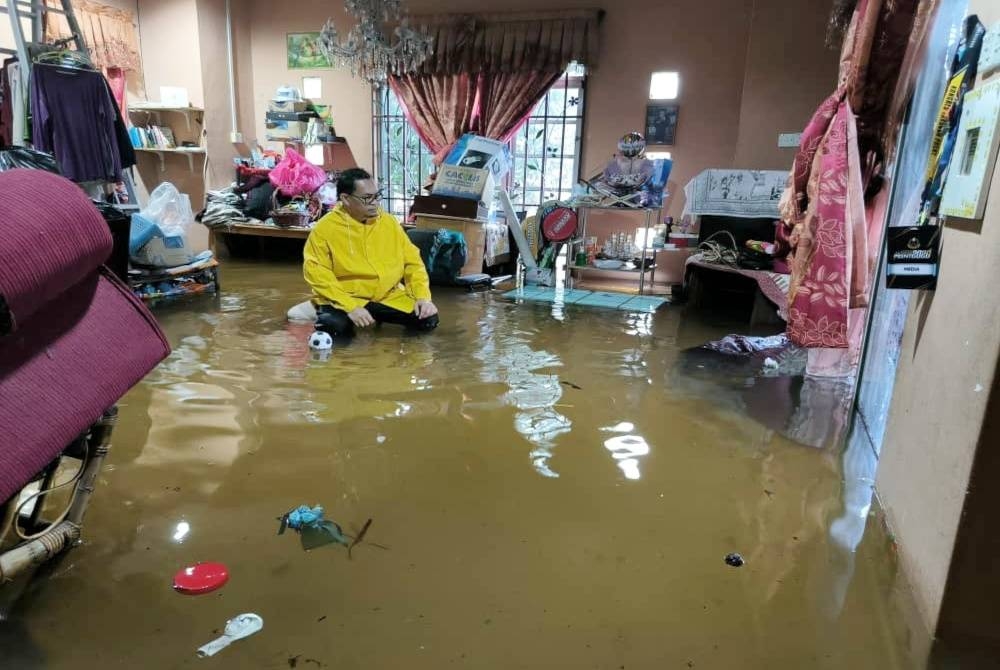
[373,66,586,219]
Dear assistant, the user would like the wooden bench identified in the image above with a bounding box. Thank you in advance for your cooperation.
[209,221,312,259]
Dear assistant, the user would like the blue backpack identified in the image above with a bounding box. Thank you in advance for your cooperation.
[406,229,468,286]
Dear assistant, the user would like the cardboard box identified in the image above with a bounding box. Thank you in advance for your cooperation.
[131,231,197,268]
[414,215,486,275]
[411,194,488,221]
[443,133,511,180]
[265,120,309,140]
[267,99,309,113]
[431,165,495,206]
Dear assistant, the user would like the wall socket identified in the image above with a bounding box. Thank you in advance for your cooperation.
[778,132,802,148]
[981,22,1000,78]
[230,131,244,144]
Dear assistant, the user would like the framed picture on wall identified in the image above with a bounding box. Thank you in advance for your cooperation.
[287,33,332,70]
[645,104,679,146]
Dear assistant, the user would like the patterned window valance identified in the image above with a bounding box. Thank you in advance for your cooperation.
[44,0,141,72]
[411,9,602,75]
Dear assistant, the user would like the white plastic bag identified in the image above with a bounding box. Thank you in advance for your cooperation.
[141,182,194,237]
[131,182,197,267]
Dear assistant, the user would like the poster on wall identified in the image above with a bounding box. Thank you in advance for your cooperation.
[287,33,332,70]
[645,104,679,146]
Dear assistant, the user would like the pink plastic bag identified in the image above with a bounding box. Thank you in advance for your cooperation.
[269,148,326,197]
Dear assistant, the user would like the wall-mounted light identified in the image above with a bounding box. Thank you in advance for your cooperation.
[649,71,679,100]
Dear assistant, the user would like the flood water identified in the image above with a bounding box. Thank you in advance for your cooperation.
[2,261,928,668]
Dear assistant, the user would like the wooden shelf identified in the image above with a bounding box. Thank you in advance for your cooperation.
[128,105,204,113]
[134,147,206,171]
[217,222,313,238]
[134,147,205,153]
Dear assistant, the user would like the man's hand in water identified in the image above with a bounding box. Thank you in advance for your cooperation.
[348,307,376,328]
[414,300,438,319]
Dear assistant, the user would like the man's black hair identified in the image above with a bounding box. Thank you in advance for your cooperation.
[337,168,373,197]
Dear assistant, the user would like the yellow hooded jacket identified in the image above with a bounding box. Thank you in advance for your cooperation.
[303,204,432,314]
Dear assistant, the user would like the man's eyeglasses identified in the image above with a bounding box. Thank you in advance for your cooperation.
[348,191,383,206]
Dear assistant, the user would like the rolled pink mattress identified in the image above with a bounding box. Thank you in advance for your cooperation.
[0,170,170,503]
[0,169,113,335]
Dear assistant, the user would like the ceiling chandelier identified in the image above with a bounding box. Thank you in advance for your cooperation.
[319,0,434,85]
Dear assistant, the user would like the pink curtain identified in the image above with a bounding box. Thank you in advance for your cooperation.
[388,73,476,163]
[389,70,561,162]
[387,10,601,162]
[473,70,563,143]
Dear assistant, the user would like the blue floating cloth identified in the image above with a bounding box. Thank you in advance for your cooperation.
[287,505,324,530]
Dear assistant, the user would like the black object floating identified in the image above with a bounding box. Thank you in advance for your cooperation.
[725,553,745,567]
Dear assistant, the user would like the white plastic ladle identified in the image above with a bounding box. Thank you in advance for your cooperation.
[197,613,263,658]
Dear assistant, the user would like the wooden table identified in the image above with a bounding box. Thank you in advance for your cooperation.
[209,221,312,259]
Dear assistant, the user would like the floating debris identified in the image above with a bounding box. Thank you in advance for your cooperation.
[725,553,745,567]
[278,505,348,551]
[197,613,263,658]
[348,518,373,559]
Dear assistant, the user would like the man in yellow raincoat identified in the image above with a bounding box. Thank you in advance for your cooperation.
[304,168,439,338]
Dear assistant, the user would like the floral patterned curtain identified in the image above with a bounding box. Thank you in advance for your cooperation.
[44,0,141,73]
[780,0,922,351]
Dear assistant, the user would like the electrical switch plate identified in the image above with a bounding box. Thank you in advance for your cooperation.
[940,78,1000,220]
[229,132,243,144]
[980,22,1000,77]
[778,132,801,148]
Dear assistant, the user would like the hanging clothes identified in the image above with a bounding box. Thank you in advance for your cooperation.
[780,89,867,349]
[31,62,122,182]
[102,75,135,171]
[2,60,28,147]
[0,59,12,147]
[105,66,127,112]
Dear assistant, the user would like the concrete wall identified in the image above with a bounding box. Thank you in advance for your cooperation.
[137,0,203,107]
[241,0,838,217]
[732,0,838,168]
[245,0,374,169]
[195,0,242,190]
[875,0,1000,639]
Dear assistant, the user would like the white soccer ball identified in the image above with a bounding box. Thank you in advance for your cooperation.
[308,330,334,350]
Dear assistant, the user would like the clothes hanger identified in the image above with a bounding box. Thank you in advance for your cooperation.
[33,48,94,72]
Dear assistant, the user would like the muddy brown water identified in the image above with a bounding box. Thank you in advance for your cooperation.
[1,261,928,669]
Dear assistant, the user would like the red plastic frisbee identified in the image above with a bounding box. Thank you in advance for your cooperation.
[173,562,229,595]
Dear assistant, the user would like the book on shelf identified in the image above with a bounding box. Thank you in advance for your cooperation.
[129,125,177,150]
